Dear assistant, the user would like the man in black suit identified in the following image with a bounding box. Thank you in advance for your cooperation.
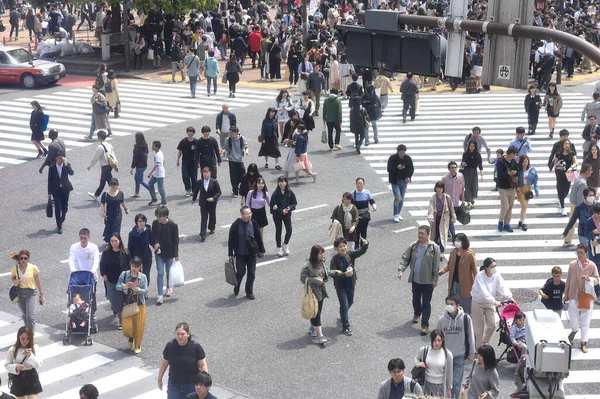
[48,154,74,234]
[192,166,222,242]
[228,206,265,299]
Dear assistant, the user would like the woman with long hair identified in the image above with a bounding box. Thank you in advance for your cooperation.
[246,177,271,237]
[276,89,293,137]
[300,245,339,344]
[296,91,315,132]
[130,132,149,198]
[117,256,148,354]
[100,233,130,330]
[439,233,477,315]
[5,327,42,399]
[461,140,483,210]
[427,181,456,256]
[29,101,47,158]
[127,214,153,285]
[258,107,282,170]
[564,243,600,353]
[270,176,298,257]
[225,53,242,98]
[553,138,577,216]
[460,345,500,398]
[414,329,453,397]
[516,155,539,231]
[585,144,600,195]
[542,82,563,139]
[331,192,359,251]
[239,163,262,207]
[9,251,44,332]
[524,85,542,135]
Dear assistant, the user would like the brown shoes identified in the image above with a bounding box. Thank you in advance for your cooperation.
[412,316,420,324]
[581,342,588,353]
[420,326,429,336]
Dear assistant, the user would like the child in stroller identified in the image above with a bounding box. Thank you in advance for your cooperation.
[69,293,89,329]
[509,312,528,357]
[496,301,522,363]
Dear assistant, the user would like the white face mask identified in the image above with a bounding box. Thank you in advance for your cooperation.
[489,267,497,275]
[587,196,595,202]
[446,305,456,313]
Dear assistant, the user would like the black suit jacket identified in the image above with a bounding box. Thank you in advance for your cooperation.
[48,163,74,195]
[192,178,222,205]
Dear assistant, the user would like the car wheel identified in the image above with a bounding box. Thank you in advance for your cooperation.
[21,73,37,89]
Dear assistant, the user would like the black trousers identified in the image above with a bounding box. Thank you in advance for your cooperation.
[53,189,69,229]
[289,68,299,84]
[273,213,292,247]
[402,96,416,120]
[326,122,341,149]
[354,216,370,247]
[527,112,539,133]
[200,202,217,237]
[235,254,257,295]
[555,171,571,208]
[94,165,113,197]
[229,161,245,195]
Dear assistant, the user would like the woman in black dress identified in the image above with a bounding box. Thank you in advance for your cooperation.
[461,140,483,209]
[5,326,43,398]
[225,53,242,98]
[524,85,541,135]
[101,178,129,243]
[258,107,282,170]
[553,139,578,216]
[29,101,47,158]
[100,233,130,330]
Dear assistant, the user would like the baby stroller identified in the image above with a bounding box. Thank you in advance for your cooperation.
[496,300,522,364]
[63,271,97,346]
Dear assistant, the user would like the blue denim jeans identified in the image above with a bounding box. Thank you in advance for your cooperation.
[336,286,355,329]
[134,167,149,195]
[189,75,198,96]
[206,76,217,94]
[391,180,408,217]
[451,355,466,399]
[147,176,166,204]
[167,381,195,399]
[156,256,174,296]
[412,281,434,327]
[371,120,378,142]
[218,41,227,58]
[450,281,472,315]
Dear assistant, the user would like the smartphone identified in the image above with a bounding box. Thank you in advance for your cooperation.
[39,299,43,306]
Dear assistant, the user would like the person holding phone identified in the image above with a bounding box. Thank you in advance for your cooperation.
[5,326,43,398]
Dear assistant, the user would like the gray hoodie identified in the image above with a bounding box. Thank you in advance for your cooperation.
[436,307,475,359]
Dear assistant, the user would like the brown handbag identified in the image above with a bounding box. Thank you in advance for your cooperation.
[578,293,591,310]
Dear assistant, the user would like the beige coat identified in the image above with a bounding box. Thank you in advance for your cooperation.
[428,193,456,250]
[105,78,120,108]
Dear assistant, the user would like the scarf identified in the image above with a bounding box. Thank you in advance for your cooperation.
[342,203,353,229]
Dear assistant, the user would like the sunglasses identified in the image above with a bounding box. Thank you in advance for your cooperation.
[19,257,28,260]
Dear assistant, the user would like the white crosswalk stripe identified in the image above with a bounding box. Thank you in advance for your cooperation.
[0,81,275,169]
[349,92,599,395]
[0,311,251,398]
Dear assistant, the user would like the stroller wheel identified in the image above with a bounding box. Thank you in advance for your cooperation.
[86,336,93,346]
[63,337,68,346]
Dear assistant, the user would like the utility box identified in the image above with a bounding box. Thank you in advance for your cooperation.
[525,309,571,377]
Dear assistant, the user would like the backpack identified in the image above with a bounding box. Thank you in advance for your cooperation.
[95,74,106,93]
[349,91,362,109]
[104,79,113,94]
[363,93,382,121]
[228,136,245,153]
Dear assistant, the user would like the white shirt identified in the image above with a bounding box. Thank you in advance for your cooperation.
[153,151,165,178]
[68,242,100,281]
[203,179,209,191]
[56,163,63,179]
[470,270,512,305]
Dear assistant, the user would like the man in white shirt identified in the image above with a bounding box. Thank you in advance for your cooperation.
[87,130,116,202]
[147,140,167,206]
[68,228,100,315]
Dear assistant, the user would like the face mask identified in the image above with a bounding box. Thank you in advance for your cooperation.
[587,196,595,202]
[489,267,496,275]
[446,305,456,313]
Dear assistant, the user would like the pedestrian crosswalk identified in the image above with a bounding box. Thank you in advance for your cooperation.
[0,311,251,398]
[343,91,599,397]
[0,81,276,169]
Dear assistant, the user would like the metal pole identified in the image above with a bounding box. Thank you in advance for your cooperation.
[396,14,600,66]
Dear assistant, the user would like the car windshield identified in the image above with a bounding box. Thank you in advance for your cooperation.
[7,48,34,63]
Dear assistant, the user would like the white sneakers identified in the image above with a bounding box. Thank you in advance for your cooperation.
[88,192,99,201]
[282,244,290,256]
[185,190,191,197]
[156,295,164,305]
[561,208,568,216]
[165,288,173,297]
[277,247,285,257]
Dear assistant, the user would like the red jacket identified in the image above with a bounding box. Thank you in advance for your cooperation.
[248,30,263,52]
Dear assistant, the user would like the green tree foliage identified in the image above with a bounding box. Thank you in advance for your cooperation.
[129,0,219,14]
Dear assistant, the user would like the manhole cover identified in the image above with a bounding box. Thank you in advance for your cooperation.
[511,288,538,303]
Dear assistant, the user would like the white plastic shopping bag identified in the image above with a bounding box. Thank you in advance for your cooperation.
[169,261,185,288]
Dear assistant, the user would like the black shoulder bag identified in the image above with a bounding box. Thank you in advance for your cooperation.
[9,267,20,304]
[410,346,428,386]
